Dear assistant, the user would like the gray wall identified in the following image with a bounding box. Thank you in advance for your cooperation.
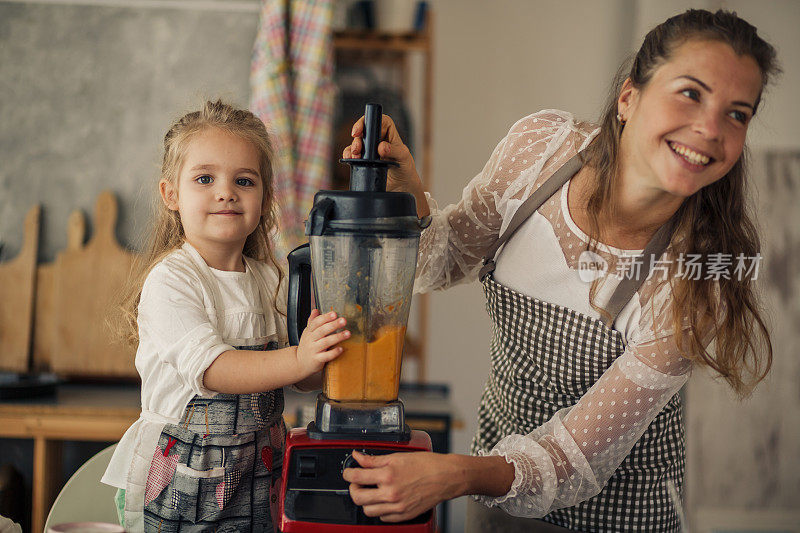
[0,1,258,262]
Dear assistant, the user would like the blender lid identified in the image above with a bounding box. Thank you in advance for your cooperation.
[306,191,430,236]
[305,102,431,237]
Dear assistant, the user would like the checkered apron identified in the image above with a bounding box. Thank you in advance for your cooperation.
[470,153,682,532]
[141,352,286,532]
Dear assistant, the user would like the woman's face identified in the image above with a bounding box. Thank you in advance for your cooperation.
[618,39,763,198]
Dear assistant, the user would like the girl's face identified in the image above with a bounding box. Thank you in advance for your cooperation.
[618,39,763,198]
[161,127,264,253]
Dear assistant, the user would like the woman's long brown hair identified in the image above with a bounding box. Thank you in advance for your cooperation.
[114,100,284,347]
[582,10,779,397]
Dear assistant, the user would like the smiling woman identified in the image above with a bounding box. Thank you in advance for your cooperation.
[579,18,778,397]
[341,8,779,533]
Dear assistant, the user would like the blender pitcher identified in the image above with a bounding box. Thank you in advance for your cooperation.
[310,232,417,401]
[287,103,430,404]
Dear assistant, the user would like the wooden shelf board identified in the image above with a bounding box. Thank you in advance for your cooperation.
[334,30,429,52]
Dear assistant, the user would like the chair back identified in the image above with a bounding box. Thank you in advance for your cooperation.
[44,444,120,530]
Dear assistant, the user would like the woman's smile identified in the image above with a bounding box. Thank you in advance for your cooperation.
[666,140,715,172]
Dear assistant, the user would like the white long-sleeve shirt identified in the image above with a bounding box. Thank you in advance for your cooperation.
[102,242,287,489]
[414,110,717,517]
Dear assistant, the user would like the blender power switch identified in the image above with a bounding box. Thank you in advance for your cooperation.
[297,455,317,478]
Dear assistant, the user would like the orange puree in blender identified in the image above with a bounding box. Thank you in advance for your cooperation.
[324,325,406,402]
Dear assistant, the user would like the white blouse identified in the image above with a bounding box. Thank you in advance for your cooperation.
[102,242,288,490]
[414,110,717,517]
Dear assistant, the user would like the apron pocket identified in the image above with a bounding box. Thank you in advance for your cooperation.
[210,446,257,519]
[172,463,225,523]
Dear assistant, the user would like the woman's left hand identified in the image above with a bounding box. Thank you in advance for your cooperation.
[343,450,461,522]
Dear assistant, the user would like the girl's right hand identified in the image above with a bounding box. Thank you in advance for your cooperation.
[343,115,429,216]
[296,310,350,378]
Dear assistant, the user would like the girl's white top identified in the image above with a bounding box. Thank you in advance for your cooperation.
[414,110,718,518]
[102,242,288,489]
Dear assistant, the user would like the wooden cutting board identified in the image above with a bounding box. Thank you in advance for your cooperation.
[51,191,138,377]
[32,210,85,372]
[0,206,40,372]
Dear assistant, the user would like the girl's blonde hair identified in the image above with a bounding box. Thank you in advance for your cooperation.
[583,10,778,397]
[116,99,283,346]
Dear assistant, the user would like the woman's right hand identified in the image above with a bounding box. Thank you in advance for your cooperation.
[344,114,430,217]
[296,310,349,378]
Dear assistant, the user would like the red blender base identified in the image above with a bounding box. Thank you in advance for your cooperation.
[279,427,436,532]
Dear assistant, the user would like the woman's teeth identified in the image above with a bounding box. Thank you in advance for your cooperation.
[669,142,711,166]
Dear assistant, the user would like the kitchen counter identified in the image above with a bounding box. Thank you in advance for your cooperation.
[0,382,460,532]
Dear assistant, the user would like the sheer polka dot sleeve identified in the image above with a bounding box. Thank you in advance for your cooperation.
[414,110,585,293]
[474,284,719,517]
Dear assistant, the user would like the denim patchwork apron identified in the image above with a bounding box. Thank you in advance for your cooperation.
[141,358,285,532]
[468,153,682,532]
[124,248,287,533]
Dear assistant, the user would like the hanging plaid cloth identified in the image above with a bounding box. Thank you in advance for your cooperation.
[251,0,296,254]
[251,0,335,258]
[289,0,336,236]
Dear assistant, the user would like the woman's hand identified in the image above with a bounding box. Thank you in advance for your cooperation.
[295,310,349,379]
[343,450,463,523]
[344,114,430,217]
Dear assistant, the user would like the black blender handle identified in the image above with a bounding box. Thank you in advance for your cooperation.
[362,103,382,161]
[343,103,397,192]
[287,243,312,346]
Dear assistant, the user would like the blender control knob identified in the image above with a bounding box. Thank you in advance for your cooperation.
[342,453,360,473]
[342,452,379,489]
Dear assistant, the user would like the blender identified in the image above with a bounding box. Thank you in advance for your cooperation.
[280,104,435,532]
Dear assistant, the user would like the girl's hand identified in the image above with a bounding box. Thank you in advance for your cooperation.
[343,451,461,523]
[296,309,349,378]
[343,115,430,217]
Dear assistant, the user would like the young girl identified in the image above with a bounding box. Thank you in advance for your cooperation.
[342,9,777,533]
[102,100,349,532]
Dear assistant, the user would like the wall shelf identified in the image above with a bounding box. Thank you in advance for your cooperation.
[333,30,430,52]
